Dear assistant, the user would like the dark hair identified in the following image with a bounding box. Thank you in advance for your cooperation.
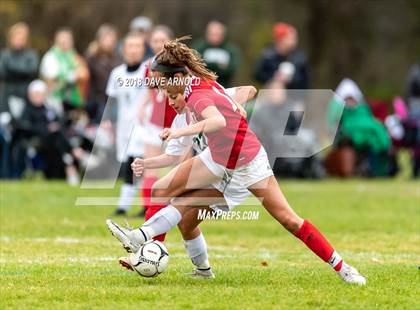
[153,36,217,81]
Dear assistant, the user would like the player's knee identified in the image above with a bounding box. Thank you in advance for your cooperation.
[151,183,171,204]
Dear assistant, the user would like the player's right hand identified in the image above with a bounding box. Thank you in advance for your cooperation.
[131,158,144,177]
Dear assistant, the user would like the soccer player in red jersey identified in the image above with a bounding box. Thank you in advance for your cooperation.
[108,37,366,285]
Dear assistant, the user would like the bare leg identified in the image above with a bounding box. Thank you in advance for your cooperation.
[247,176,366,285]
[178,207,209,240]
[151,156,221,205]
[249,176,303,233]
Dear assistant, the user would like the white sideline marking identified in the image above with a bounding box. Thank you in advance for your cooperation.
[1,237,418,264]
[1,251,418,266]
[0,237,247,251]
[0,254,239,265]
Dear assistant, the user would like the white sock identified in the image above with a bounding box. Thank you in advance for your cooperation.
[136,204,181,241]
[328,250,343,271]
[117,183,137,211]
[184,233,210,270]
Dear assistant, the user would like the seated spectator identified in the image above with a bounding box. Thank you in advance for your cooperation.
[0,22,39,178]
[40,28,89,116]
[254,22,309,89]
[193,20,240,87]
[85,24,121,124]
[17,80,81,184]
[326,78,391,177]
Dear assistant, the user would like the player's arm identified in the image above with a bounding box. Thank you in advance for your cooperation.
[132,124,193,176]
[231,85,257,104]
[162,106,226,141]
[226,85,257,117]
[131,154,178,177]
[132,149,193,176]
[144,153,180,169]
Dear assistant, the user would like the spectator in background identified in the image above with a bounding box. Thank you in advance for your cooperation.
[0,22,39,178]
[17,80,81,184]
[326,78,391,177]
[129,16,154,61]
[106,32,146,215]
[40,28,89,115]
[85,24,121,124]
[0,22,39,115]
[254,22,309,89]
[193,20,240,87]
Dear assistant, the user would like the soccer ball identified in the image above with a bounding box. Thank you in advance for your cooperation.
[129,240,169,277]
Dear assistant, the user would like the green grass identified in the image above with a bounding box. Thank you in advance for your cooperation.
[1,180,419,309]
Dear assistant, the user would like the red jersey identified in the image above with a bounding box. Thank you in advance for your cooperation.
[184,77,261,169]
[149,89,177,128]
[144,64,177,128]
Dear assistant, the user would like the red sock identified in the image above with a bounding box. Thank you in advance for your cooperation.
[142,176,158,210]
[294,220,336,264]
[145,204,167,242]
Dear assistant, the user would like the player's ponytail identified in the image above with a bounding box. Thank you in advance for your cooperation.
[154,36,218,81]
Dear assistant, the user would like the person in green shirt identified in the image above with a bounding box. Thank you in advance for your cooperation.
[40,28,89,112]
[327,78,391,176]
[193,21,240,87]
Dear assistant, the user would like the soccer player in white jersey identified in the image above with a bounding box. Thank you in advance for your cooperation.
[116,85,255,278]
[106,32,147,215]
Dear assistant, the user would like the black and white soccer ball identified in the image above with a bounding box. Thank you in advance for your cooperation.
[129,240,169,277]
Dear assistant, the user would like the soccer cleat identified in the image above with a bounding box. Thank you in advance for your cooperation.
[118,256,134,271]
[337,263,366,285]
[106,219,144,253]
[187,268,215,279]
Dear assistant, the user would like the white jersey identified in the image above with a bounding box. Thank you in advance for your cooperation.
[106,64,147,161]
[165,112,208,157]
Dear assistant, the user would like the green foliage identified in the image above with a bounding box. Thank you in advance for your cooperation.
[1,0,419,96]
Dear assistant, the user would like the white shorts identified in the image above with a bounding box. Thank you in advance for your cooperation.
[198,147,273,211]
[143,122,163,147]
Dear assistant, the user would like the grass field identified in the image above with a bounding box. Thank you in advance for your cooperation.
[0,179,419,309]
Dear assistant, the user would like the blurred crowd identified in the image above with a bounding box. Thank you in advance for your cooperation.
[0,17,419,184]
